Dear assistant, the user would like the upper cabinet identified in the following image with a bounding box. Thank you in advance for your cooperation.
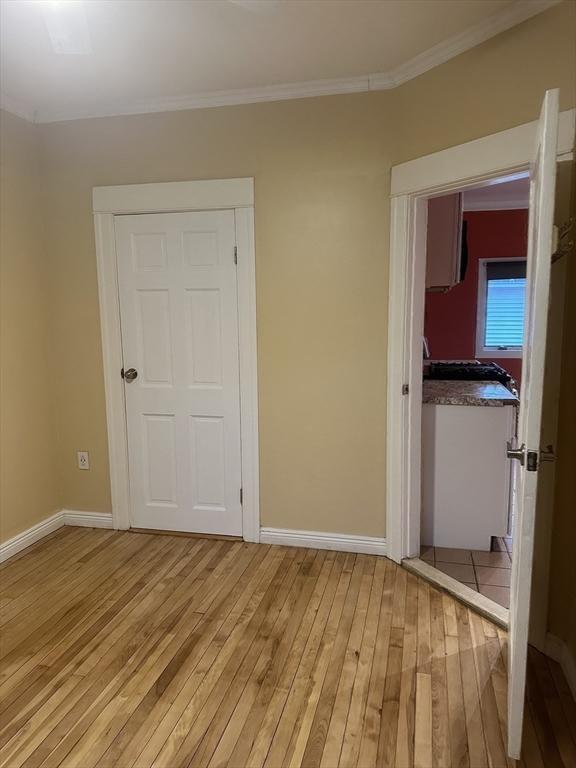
[426,192,463,291]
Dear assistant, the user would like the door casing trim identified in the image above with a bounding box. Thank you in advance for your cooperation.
[93,178,260,542]
[386,109,575,641]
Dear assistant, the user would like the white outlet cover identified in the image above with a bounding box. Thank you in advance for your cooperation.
[77,451,90,470]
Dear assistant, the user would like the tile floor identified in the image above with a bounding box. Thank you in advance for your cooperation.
[420,535,513,608]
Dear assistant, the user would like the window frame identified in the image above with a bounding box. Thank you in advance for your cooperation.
[475,257,526,359]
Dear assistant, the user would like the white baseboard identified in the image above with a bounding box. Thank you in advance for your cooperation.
[0,509,114,564]
[260,527,387,556]
[61,510,114,529]
[0,511,65,564]
[545,633,576,701]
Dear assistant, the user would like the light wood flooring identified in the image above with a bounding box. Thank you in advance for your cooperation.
[0,528,574,767]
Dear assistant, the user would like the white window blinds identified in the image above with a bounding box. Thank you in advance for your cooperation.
[484,260,526,349]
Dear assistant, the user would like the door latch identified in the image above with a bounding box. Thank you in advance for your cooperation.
[506,441,525,466]
[507,442,555,472]
[527,450,539,472]
[527,444,556,471]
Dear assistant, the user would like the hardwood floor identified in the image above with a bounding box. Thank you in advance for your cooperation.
[0,528,574,767]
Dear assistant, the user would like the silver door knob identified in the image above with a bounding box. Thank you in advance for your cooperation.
[123,368,138,382]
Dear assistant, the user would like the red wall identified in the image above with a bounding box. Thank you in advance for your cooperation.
[424,209,528,387]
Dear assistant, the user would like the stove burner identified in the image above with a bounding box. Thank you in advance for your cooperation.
[425,361,517,393]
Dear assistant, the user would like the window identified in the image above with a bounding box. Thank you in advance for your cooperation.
[476,259,526,358]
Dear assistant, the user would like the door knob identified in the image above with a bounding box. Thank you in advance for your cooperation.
[506,441,526,465]
[122,368,138,382]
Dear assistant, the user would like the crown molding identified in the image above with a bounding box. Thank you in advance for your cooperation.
[3,0,561,124]
[0,93,37,123]
[31,75,371,124]
[370,0,560,90]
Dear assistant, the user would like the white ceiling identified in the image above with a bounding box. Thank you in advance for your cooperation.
[0,0,559,123]
[463,176,530,210]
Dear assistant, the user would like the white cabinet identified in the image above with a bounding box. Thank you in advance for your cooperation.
[421,402,515,550]
[425,192,463,291]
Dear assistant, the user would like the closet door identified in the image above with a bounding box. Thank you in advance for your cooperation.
[115,210,242,536]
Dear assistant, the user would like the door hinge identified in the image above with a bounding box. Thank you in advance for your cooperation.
[121,367,125,379]
[240,488,243,505]
[402,384,409,395]
[234,246,238,265]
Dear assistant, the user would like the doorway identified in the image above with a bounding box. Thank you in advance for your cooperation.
[385,96,572,759]
[385,107,573,597]
[93,178,260,542]
[420,176,529,610]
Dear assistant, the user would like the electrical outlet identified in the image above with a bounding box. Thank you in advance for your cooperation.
[77,451,90,470]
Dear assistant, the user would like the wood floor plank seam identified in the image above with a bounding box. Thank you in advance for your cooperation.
[19,542,254,768]
[97,544,273,768]
[0,533,178,702]
[0,538,211,766]
[145,548,302,768]
[0,529,99,599]
[338,556,386,768]
[0,528,88,584]
[125,547,292,767]
[281,552,358,768]
[0,530,141,628]
[300,553,366,768]
[319,556,375,768]
[257,553,348,768]
[0,536,214,736]
[112,545,281,768]
[0,535,177,698]
[186,549,330,768]
[219,551,338,768]
[0,532,152,660]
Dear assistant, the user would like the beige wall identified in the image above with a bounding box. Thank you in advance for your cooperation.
[36,0,575,539]
[41,94,395,536]
[390,0,576,163]
[0,111,60,541]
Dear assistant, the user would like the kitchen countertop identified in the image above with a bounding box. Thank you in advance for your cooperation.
[422,380,519,407]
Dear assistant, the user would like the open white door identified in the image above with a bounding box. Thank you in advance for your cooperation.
[507,89,559,759]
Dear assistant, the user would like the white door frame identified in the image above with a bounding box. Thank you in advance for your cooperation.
[385,110,575,615]
[93,178,260,542]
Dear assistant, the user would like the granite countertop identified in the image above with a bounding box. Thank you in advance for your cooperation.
[422,379,519,407]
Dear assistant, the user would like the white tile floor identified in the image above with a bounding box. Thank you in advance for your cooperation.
[420,535,512,608]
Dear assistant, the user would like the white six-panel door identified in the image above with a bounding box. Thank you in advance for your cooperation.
[115,210,243,536]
